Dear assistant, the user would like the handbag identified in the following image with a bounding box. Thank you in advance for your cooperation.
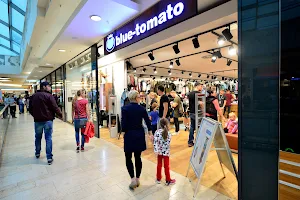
[74,100,88,129]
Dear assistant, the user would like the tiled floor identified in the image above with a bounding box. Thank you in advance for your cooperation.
[0,114,231,200]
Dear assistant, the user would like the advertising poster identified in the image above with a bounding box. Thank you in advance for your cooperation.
[190,118,217,177]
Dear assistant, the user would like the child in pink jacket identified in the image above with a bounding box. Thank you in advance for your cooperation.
[224,112,238,134]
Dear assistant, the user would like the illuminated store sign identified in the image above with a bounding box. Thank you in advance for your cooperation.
[104,0,197,55]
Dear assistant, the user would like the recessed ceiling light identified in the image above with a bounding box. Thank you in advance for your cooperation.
[39,71,43,72]
[46,63,51,66]
[90,15,102,21]
[0,77,10,80]
[34,76,38,77]
[58,49,66,52]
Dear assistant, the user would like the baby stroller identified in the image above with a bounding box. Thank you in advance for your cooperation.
[183,103,190,131]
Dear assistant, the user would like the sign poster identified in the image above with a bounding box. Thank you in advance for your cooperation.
[190,118,216,177]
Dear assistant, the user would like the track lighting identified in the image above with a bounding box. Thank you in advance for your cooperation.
[181,71,184,74]
[192,37,200,48]
[189,72,192,77]
[222,77,224,80]
[222,28,233,41]
[211,76,214,79]
[165,78,168,81]
[161,76,163,79]
[217,36,225,46]
[211,54,217,63]
[175,59,181,66]
[173,43,180,54]
[229,46,237,56]
[168,69,172,75]
[153,77,156,80]
[225,77,227,81]
[142,68,146,72]
[207,75,210,79]
[198,74,201,78]
[169,61,174,68]
[227,59,232,66]
[215,50,222,58]
[133,68,136,73]
[148,52,155,61]
[154,68,157,74]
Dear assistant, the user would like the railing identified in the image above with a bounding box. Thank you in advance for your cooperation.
[0,105,10,155]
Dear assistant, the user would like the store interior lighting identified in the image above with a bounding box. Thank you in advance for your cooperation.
[215,50,223,58]
[211,54,217,63]
[198,74,201,78]
[169,61,174,68]
[181,71,184,74]
[133,68,136,73]
[142,68,146,72]
[148,52,155,61]
[222,28,233,41]
[168,69,172,75]
[154,68,157,74]
[207,75,210,79]
[192,37,200,48]
[218,36,225,46]
[227,59,232,66]
[189,72,192,77]
[229,46,237,56]
[173,43,180,54]
[175,59,181,66]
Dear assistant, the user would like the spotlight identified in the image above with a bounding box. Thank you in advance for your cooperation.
[215,50,222,58]
[165,78,168,81]
[153,77,156,80]
[229,46,237,56]
[168,69,172,75]
[181,71,184,74]
[211,55,217,63]
[198,74,201,78]
[133,68,136,73]
[142,68,146,72]
[192,37,200,48]
[234,79,237,83]
[225,77,227,81]
[207,75,210,79]
[175,59,181,66]
[222,77,224,80]
[126,60,132,69]
[173,43,180,54]
[169,61,174,68]
[227,59,232,66]
[148,52,155,61]
[222,28,233,41]
[154,68,157,74]
[217,36,225,46]
[215,76,218,80]
[189,72,192,77]
[161,76,163,79]
[211,76,214,79]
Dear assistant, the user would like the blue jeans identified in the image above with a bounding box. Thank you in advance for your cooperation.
[74,119,86,147]
[188,114,196,144]
[19,104,24,113]
[34,121,53,159]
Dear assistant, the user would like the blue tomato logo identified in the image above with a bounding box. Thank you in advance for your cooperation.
[106,34,115,52]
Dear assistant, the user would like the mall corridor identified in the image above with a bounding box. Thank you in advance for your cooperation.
[0,114,230,200]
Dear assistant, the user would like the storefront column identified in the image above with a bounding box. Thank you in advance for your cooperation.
[91,44,100,138]
[238,0,279,199]
[62,64,67,122]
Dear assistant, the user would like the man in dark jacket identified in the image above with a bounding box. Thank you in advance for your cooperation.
[29,82,62,165]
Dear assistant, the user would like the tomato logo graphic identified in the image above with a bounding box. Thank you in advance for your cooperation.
[106,34,115,52]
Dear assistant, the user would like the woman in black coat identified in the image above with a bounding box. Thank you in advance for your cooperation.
[121,90,153,190]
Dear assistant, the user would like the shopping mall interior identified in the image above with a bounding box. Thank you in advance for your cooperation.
[0,0,299,200]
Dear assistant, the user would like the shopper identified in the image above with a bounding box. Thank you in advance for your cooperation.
[154,118,176,186]
[149,92,158,111]
[18,96,25,114]
[218,90,226,109]
[7,94,17,118]
[206,89,225,121]
[149,102,159,134]
[72,89,90,152]
[157,85,170,119]
[29,82,62,165]
[121,90,153,190]
[224,112,238,134]
[170,91,182,135]
[187,82,203,147]
[224,89,233,118]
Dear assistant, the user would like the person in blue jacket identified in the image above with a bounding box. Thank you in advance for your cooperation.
[121,90,153,190]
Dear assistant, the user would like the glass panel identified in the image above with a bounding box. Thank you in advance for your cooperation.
[12,30,21,44]
[0,1,8,23]
[0,46,17,56]
[0,38,10,48]
[11,8,24,32]
[0,23,9,37]
[12,41,20,52]
[12,0,27,11]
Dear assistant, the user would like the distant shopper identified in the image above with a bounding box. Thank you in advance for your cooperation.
[224,112,238,134]
[157,85,170,119]
[187,82,203,147]
[206,89,225,121]
[149,92,158,111]
[149,102,159,134]
[154,118,176,186]
[121,90,153,190]
[18,96,25,114]
[29,82,62,165]
[224,90,233,118]
[218,89,226,109]
[7,94,17,118]
[170,91,182,135]
[72,89,90,152]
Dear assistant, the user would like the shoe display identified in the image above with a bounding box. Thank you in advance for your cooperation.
[165,179,176,186]
[47,158,53,165]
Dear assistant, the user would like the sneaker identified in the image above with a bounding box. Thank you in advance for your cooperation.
[165,179,176,186]
[76,146,80,152]
[188,142,194,147]
[81,147,84,152]
[35,154,40,159]
[129,181,137,190]
[171,132,179,136]
[155,180,161,184]
[47,159,53,165]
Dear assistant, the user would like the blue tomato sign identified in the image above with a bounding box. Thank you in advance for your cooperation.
[104,0,197,55]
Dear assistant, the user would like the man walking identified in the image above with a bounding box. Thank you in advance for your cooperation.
[29,82,62,165]
[188,82,204,147]
[7,94,17,118]
[157,85,170,120]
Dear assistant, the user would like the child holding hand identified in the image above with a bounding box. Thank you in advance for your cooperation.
[153,118,176,186]
[149,103,159,133]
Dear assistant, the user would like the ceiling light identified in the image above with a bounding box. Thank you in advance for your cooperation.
[154,68,157,74]
[198,74,201,78]
[169,61,174,68]
[211,55,217,63]
[58,49,66,52]
[222,77,224,80]
[207,75,210,79]
[90,15,102,21]
[148,52,155,61]
[133,68,136,73]
[181,71,184,74]
[168,69,172,75]
[217,36,225,46]
[173,43,180,54]
[215,50,222,58]
[192,37,200,48]
[161,76,163,79]
[0,77,10,80]
[189,72,192,77]
[222,28,233,41]
[0,83,22,87]
[227,59,232,66]
[229,46,237,56]
[39,71,43,73]
[143,68,146,72]
[153,77,156,80]
[175,59,181,66]
[0,79,11,82]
